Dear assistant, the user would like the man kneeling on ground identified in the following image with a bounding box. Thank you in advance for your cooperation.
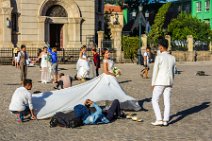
[74,99,126,125]
[9,79,36,122]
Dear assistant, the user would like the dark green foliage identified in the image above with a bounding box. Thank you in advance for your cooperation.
[104,0,122,5]
[168,13,212,42]
[148,2,171,45]
[122,36,139,62]
[104,11,112,39]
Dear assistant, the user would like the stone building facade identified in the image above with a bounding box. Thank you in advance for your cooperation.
[0,0,104,49]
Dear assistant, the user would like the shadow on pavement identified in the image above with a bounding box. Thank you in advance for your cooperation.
[169,102,210,124]
[32,91,53,114]
[119,80,132,84]
[4,83,20,86]
[138,97,152,112]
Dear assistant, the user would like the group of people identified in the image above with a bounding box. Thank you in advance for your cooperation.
[9,38,176,127]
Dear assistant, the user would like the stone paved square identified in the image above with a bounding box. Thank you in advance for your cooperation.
[0,62,212,141]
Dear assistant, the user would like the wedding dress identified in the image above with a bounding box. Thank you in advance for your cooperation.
[40,54,51,83]
[32,59,135,119]
[76,53,90,79]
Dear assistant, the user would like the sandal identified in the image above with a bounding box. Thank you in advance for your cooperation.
[131,116,143,122]
[126,113,137,119]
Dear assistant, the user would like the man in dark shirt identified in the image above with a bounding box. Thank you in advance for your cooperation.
[92,48,100,76]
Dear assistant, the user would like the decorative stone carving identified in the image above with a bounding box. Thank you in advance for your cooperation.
[1,7,12,15]
[39,0,80,18]
[46,5,67,17]
[1,1,10,8]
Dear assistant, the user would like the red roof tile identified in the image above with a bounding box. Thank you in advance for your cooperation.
[104,4,122,12]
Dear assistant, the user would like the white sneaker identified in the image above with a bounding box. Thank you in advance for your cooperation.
[163,121,168,126]
[151,120,163,126]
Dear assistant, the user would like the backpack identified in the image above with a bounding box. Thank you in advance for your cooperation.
[49,112,83,128]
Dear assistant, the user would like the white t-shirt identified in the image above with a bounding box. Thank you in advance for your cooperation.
[143,52,149,66]
[9,87,33,111]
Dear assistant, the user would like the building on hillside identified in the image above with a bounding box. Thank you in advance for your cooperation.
[0,0,104,49]
[192,0,212,29]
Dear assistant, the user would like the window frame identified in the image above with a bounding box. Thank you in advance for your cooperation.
[205,0,210,12]
[196,1,202,12]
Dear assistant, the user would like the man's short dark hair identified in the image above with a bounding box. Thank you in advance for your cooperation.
[21,44,26,49]
[23,79,32,86]
[158,38,168,49]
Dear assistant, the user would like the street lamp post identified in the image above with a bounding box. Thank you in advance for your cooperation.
[145,10,149,34]
[138,4,143,51]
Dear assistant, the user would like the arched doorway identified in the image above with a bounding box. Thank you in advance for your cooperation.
[39,0,82,48]
[45,5,67,49]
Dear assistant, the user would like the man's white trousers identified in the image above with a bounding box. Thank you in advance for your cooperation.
[152,86,172,121]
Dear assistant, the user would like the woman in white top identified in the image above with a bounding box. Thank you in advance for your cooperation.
[102,48,115,76]
[76,45,90,79]
[37,47,51,83]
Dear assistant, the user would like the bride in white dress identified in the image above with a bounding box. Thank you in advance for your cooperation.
[37,47,51,83]
[32,48,135,119]
[76,45,90,79]
[102,48,116,76]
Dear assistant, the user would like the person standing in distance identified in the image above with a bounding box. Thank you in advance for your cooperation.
[17,45,29,84]
[151,38,176,126]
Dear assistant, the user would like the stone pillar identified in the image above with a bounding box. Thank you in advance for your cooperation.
[165,35,171,51]
[97,31,104,49]
[187,35,194,61]
[187,35,194,52]
[0,7,13,48]
[209,41,212,52]
[141,34,147,50]
[66,18,82,48]
[38,16,47,48]
[110,24,122,63]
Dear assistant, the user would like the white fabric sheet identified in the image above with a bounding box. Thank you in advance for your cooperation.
[32,74,135,119]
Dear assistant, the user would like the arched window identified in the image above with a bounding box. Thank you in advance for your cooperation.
[46,5,68,17]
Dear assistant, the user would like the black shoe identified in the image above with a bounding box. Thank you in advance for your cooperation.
[53,87,59,90]
[118,112,126,119]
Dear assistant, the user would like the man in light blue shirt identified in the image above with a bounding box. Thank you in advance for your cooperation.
[78,99,125,125]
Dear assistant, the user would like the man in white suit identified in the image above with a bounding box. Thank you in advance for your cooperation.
[151,38,176,126]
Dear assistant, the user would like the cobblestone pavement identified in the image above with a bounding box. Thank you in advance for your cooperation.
[0,61,212,141]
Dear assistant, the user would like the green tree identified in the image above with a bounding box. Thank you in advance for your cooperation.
[148,2,171,45]
[122,36,139,62]
[168,13,212,42]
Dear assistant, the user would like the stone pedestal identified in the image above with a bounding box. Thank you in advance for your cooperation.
[165,35,171,51]
[110,24,122,63]
[141,34,147,50]
[97,31,104,49]
[0,7,13,48]
[187,35,194,52]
